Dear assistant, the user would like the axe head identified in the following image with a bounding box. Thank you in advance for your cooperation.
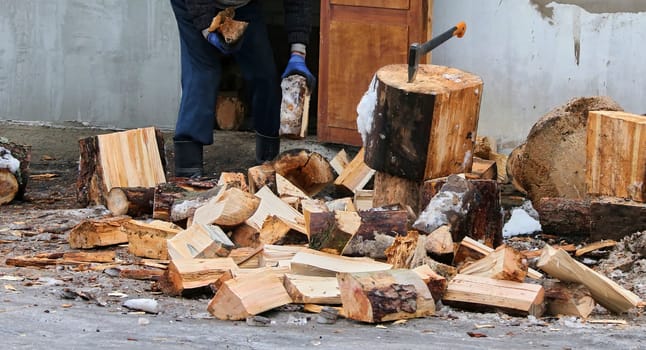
[408,43,421,83]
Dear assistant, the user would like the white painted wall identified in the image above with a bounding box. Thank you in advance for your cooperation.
[431,0,646,149]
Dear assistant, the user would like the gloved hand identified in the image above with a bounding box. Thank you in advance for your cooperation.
[205,30,244,55]
[281,53,316,91]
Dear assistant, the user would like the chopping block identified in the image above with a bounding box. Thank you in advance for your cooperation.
[362,64,483,182]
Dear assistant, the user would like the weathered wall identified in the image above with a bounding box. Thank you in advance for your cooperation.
[2,1,644,148]
[432,0,646,149]
[0,0,181,129]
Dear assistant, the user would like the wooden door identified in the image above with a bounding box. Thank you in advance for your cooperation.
[317,0,432,146]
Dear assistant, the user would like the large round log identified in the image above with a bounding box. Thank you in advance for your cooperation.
[0,141,31,201]
[508,97,623,204]
[360,64,483,181]
[0,169,19,205]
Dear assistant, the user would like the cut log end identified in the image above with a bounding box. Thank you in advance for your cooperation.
[0,169,19,205]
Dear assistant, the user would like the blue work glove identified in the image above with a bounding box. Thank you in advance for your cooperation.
[205,31,244,55]
[281,53,316,91]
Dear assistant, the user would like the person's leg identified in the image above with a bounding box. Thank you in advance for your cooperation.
[233,1,281,163]
[170,0,222,176]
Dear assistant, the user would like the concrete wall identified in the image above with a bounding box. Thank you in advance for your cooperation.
[431,0,646,149]
[2,1,645,148]
[0,0,181,129]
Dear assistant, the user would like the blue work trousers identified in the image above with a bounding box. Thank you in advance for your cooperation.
[170,0,281,145]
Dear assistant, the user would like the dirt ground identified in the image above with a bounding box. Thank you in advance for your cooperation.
[1,120,645,350]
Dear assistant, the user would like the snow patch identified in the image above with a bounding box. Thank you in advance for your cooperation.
[414,191,466,234]
[503,208,542,237]
[356,75,378,146]
[0,146,21,173]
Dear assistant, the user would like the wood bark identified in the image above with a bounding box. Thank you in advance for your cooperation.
[342,206,409,259]
[363,64,482,181]
[337,269,435,323]
[273,149,334,197]
[590,197,646,241]
[279,75,311,139]
[0,140,31,202]
[535,197,592,237]
[372,171,422,213]
[106,187,155,218]
[419,176,503,248]
[537,245,642,313]
[586,111,646,202]
[508,97,623,204]
[412,264,448,302]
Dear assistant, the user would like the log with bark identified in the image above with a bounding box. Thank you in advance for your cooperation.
[153,183,224,224]
[247,163,277,195]
[586,111,646,202]
[337,269,435,323]
[361,64,482,181]
[106,187,155,218]
[341,206,409,259]
[279,75,311,139]
[77,127,166,206]
[535,197,591,237]
[272,149,334,197]
[372,171,422,214]
[412,264,448,302]
[507,97,623,204]
[0,140,31,203]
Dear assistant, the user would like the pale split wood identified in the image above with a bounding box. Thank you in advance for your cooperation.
[166,223,234,260]
[536,245,642,313]
[283,274,341,305]
[246,186,306,235]
[443,274,545,317]
[0,169,18,205]
[68,216,131,249]
[289,249,392,277]
[334,148,375,194]
[458,245,528,282]
[329,149,350,176]
[454,237,543,280]
[159,258,238,296]
[97,127,166,193]
[122,219,181,260]
[544,280,595,318]
[192,187,260,227]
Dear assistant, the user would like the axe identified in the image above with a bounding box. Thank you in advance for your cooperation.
[408,22,467,83]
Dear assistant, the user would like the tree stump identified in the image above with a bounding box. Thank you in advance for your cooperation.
[361,64,483,181]
[508,97,623,204]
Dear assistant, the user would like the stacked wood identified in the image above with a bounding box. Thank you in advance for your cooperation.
[536,245,642,313]
[458,245,528,282]
[77,127,166,206]
[106,187,155,218]
[443,274,545,317]
[166,223,234,260]
[329,149,350,175]
[247,164,277,194]
[122,219,181,259]
[0,140,31,203]
[289,250,392,277]
[159,258,238,296]
[207,272,292,320]
[342,206,409,259]
[363,64,482,181]
[273,149,334,197]
[215,93,246,131]
[507,97,623,204]
[337,269,435,323]
[310,210,360,255]
[454,237,543,280]
[418,176,503,247]
[283,274,341,304]
[68,216,130,249]
[586,111,646,202]
[153,181,226,222]
[334,148,375,194]
[543,280,595,318]
[192,187,259,227]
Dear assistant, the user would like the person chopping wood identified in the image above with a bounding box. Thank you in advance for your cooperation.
[169,0,316,177]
